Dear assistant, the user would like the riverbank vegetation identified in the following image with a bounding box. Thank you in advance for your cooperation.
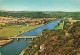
[22,20,80,55]
[0,24,44,37]
[54,21,63,29]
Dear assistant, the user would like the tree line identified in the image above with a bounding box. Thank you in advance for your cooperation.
[0,11,80,19]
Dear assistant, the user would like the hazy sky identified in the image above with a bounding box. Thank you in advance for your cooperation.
[0,0,80,11]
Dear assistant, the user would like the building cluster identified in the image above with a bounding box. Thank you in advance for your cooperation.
[0,16,56,26]
[64,17,72,20]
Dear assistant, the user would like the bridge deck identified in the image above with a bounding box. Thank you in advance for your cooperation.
[9,36,37,39]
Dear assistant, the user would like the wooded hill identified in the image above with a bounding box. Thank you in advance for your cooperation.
[0,11,80,20]
[23,20,80,55]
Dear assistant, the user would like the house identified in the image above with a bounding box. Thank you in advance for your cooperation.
[0,17,13,23]
[0,23,6,26]
[0,17,13,20]
[67,17,72,20]
[40,44,45,52]
[30,23,35,25]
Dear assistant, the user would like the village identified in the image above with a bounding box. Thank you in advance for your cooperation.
[0,17,56,26]
[0,16,57,47]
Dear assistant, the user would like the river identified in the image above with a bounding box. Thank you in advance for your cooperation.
[0,20,61,55]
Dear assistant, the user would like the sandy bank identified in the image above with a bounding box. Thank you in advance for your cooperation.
[0,39,13,47]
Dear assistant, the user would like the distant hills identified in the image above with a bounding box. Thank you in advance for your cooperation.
[0,10,80,13]
[0,10,80,20]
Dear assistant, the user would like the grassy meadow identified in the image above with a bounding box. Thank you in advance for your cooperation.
[0,24,44,37]
[54,22,63,29]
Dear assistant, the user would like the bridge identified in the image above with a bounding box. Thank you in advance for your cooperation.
[9,36,37,40]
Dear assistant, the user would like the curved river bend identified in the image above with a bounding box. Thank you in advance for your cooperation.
[0,20,61,55]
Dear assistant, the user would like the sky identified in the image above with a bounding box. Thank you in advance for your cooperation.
[0,0,80,12]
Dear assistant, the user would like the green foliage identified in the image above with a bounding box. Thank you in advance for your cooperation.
[64,20,71,30]
[0,24,43,37]
[69,21,80,34]
[54,29,65,35]
[0,12,50,18]
[23,21,80,55]
[30,46,39,55]
[0,37,9,40]
[54,22,63,29]
[0,11,80,20]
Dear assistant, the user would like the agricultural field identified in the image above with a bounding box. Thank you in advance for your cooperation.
[0,24,44,37]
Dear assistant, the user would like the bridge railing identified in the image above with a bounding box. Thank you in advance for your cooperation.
[9,36,37,41]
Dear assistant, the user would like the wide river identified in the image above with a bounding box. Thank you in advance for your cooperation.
[0,20,61,55]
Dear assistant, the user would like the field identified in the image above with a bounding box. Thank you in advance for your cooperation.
[54,22,63,29]
[0,24,44,37]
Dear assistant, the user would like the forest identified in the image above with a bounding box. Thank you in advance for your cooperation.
[0,11,80,20]
[22,20,80,55]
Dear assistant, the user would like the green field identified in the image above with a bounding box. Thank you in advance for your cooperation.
[54,22,63,29]
[0,24,44,37]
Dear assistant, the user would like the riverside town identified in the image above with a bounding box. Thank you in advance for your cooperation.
[0,0,80,55]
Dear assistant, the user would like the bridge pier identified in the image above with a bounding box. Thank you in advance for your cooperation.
[17,38,19,41]
[32,38,34,41]
[25,38,27,40]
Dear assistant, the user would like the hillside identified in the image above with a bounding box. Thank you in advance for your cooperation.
[22,20,80,55]
[0,11,80,20]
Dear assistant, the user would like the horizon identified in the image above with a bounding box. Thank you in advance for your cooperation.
[0,10,80,12]
[0,0,80,12]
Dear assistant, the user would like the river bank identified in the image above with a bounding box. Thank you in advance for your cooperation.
[15,20,59,37]
[21,20,80,55]
[0,20,61,55]
[0,24,44,47]
[0,20,56,47]
[20,20,62,55]
[0,39,13,47]
[15,24,44,37]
